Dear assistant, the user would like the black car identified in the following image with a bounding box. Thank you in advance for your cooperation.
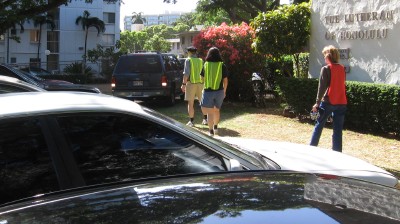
[0,75,45,93]
[20,66,52,77]
[0,171,399,223]
[112,52,183,106]
[0,64,101,93]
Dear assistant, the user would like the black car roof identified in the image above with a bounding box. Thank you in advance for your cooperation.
[0,171,398,223]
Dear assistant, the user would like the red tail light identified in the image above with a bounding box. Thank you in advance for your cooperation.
[161,75,168,87]
[111,76,116,88]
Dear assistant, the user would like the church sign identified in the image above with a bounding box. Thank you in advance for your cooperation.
[309,0,400,85]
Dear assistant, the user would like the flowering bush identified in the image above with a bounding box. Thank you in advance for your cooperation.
[193,23,265,101]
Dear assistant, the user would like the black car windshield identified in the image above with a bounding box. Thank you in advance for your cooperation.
[115,55,163,73]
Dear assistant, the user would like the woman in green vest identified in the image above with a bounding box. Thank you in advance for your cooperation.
[200,47,229,136]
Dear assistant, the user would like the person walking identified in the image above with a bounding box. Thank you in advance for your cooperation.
[181,46,208,127]
[200,47,228,136]
[310,45,347,152]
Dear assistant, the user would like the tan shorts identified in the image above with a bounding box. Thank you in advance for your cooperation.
[184,82,204,101]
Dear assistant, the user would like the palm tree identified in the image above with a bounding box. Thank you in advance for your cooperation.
[33,14,55,64]
[75,10,105,72]
[131,12,147,24]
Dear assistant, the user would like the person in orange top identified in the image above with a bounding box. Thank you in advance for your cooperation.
[310,45,347,152]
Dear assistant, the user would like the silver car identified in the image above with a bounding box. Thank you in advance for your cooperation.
[0,92,398,206]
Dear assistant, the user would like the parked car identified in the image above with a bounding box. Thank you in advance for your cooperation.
[0,171,399,223]
[20,66,52,77]
[0,75,45,93]
[0,92,398,206]
[0,64,101,93]
[112,52,183,106]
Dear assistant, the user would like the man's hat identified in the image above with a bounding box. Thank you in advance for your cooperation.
[186,46,197,52]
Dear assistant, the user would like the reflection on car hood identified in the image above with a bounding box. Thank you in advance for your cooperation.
[0,172,398,223]
[41,80,101,93]
[219,137,398,187]
[42,79,73,85]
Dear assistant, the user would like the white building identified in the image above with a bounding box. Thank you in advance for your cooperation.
[0,1,120,74]
[123,12,183,31]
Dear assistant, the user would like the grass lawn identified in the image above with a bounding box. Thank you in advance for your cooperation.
[148,100,400,179]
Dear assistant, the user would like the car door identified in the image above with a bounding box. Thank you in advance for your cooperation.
[0,117,60,205]
[53,112,230,186]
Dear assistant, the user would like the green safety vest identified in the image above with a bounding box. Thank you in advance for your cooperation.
[189,57,203,83]
[204,62,223,90]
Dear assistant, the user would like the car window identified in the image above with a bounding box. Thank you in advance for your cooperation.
[0,84,32,93]
[0,118,59,204]
[115,55,162,73]
[56,114,227,185]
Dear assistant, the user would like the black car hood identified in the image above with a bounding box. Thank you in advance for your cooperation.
[0,172,399,223]
[42,79,73,85]
[42,80,100,93]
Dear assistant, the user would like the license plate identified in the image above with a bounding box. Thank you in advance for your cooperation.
[131,92,142,96]
[133,81,143,86]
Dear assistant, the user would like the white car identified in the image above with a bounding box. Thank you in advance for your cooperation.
[219,137,398,187]
[0,92,398,206]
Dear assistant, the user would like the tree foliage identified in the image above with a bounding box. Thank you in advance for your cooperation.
[119,23,190,53]
[131,12,147,24]
[119,30,148,53]
[75,10,105,73]
[0,0,118,34]
[144,35,171,52]
[251,2,311,76]
[193,23,265,100]
[196,0,280,24]
[251,2,310,58]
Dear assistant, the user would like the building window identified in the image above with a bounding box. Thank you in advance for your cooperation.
[30,30,40,43]
[47,31,59,53]
[103,12,115,24]
[11,29,16,35]
[102,34,114,46]
[10,57,16,63]
[181,37,185,45]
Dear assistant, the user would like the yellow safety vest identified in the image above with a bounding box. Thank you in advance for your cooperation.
[189,57,203,83]
[204,62,223,90]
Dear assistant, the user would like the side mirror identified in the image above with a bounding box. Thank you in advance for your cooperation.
[229,159,242,171]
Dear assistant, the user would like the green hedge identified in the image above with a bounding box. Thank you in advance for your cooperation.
[275,77,400,135]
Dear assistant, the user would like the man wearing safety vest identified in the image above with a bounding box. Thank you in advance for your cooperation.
[200,47,229,136]
[181,46,208,127]
[310,45,347,152]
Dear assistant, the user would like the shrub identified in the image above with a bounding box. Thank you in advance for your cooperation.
[293,53,309,78]
[63,62,93,83]
[193,22,265,101]
[275,77,400,135]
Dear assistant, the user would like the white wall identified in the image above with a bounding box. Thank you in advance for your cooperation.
[309,0,400,85]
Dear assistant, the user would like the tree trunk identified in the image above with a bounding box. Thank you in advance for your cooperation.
[37,24,42,66]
